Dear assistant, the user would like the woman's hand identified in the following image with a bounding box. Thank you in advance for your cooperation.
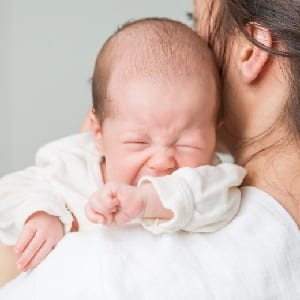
[80,107,93,132]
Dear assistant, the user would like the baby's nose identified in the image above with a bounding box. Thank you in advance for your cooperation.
[147,148,177,176]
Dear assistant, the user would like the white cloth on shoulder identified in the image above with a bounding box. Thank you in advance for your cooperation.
[1,187,300,300]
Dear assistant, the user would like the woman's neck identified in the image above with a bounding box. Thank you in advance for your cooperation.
[218,127,300,227]
[239,142,300,228]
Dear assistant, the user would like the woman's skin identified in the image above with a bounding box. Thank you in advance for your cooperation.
[193,0,300,226]
[0,244,19,287]
[80,108,93,132]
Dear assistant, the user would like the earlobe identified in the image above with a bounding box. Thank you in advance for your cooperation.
[239,24,272,83]
[90,110,104,152]
[217,119,224,129]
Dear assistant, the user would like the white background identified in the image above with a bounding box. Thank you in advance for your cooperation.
[0,0,192,175]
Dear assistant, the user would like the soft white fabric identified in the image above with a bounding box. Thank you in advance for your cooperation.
[0,133,245,244]
[0,133,102,245]
[1,187,300,300]
[139,163,246,233]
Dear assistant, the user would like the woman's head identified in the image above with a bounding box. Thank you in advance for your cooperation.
[193,0,300,160]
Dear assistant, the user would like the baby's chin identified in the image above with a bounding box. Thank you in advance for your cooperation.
[131,173,150,186]
[104,176,140,186]
[131,178,141,186]
[132,171,173,186]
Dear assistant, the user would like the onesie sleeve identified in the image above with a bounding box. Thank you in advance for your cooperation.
[137,163,246,234]
[0,144,74,245]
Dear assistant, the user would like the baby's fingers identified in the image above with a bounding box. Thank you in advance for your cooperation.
[22,241,54,271]
[85,204,106,224]
[16,234,45,271]
[89,195,119,214]
[101,194,119,211]
[15,226,37,256]
[85,203,115,226]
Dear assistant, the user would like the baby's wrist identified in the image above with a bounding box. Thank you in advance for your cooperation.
[70,212,79,232]
[136,182,155,218]
[136,184,149,218]
[137,182,173,220]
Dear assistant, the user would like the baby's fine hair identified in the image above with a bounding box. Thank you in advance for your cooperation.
[92,17,219,123]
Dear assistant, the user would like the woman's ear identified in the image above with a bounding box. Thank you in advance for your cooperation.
[90,110,104,152]
[217,119,224,129]
[239,23,272,83]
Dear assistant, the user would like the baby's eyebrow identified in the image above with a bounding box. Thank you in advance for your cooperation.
[120,127,151,139]
[121,131,147,138]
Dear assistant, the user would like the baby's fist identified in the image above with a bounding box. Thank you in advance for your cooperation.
[85,182,145,226]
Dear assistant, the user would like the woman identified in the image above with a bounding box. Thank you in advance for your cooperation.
[193,0,300,224]
[1,0,300,298]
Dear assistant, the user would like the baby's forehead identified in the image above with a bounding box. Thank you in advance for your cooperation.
[100,19,219,82]
[92,19,221,123]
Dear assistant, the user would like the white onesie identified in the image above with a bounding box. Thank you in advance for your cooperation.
[0,133,246,245]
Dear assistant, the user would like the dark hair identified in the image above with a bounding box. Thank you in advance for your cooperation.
[207,0,300,145]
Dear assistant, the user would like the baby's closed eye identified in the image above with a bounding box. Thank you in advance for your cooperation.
[175,143,203,153]
[123,140,149,150]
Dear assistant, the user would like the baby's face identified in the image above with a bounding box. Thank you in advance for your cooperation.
[96,75,218,185]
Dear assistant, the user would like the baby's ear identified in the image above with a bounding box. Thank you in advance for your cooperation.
[90,110,104,152]
[239,23,272,83]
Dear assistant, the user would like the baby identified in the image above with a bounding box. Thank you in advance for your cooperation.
[84,18,242,228]
[0,18,245,272]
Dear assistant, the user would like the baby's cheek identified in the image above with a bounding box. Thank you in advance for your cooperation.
[184,151,213,167]
[111,162,141,185]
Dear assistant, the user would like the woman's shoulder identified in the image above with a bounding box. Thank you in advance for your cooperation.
[2,187,300,300]
[42,195,300,299]
[216,186,300,274]
[201,186,300,298]
[57,212,300,299]
[238,186,299,235]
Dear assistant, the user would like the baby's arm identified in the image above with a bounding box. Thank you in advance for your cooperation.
[85,163,246,233]
[0,144,75,269]
[85,182,173,226]
[0,171,73,243]
[138,163,246,233]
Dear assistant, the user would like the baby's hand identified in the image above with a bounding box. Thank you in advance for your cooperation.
[15,211,64,271]
[85,182,145,226]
